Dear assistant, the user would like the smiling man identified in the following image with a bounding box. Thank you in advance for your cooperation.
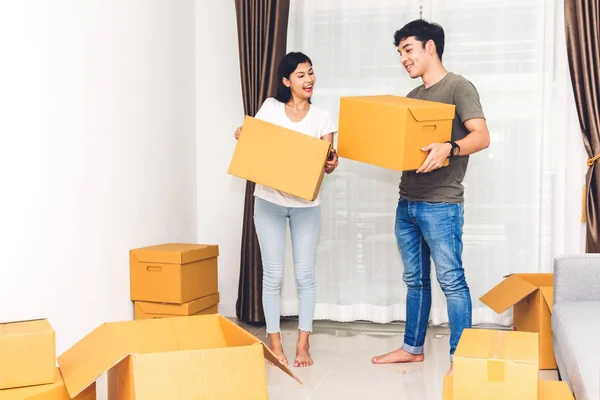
[371,19,490,367]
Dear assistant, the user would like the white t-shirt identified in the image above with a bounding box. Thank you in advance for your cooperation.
[253,97,337,208]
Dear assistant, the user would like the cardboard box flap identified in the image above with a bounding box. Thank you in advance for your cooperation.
[538,380,574,399]
[479,275,540,314]
[260,345,302,383]
[0,318,53,334]
[136,293,220,316]
[540,287,553,312]
[131,243,219,264]
[454,329,539,364]
[514,273,554,287]
[218,316,302,384]
[407,103,455,122]
[126,315,246,352]
[58,322,134,397]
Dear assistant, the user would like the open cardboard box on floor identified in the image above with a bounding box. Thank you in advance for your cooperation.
[228,116,332,202]
[130,243,219,304]
[134,293,220,320]
[479,273,556,369]
[57,315,300,400]
[337,95,455,171]
[0,369,97,400]
[0,319,55,390]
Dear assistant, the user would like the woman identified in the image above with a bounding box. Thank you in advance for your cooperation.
[234,52,338,368]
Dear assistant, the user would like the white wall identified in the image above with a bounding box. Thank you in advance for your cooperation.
[0,0,197,358]
[195,2,246,317]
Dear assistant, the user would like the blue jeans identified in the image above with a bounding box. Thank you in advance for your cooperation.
[395,198,472,360]
[253,197,320,334]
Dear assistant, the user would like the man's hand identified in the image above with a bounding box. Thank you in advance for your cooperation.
[234,126,242,140]
[416,142,452,173]
[325,148,339,174]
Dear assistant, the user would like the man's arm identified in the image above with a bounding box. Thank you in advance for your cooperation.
[416,79,489,173]
[416,119,489,173]
[455,117,490,155]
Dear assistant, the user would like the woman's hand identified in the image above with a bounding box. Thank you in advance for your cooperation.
[234,126,242,140]
[325,148,339,174]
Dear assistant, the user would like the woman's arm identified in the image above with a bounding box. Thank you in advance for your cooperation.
[321,133,338,174]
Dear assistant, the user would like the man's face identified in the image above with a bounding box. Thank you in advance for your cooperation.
[398,36,430,79]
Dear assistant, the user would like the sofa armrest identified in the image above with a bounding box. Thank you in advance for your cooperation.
[554,254,600,305]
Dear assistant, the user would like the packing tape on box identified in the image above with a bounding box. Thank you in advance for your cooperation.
[487,331,507,382]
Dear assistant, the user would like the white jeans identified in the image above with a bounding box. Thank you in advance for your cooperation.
[253,196,321,333]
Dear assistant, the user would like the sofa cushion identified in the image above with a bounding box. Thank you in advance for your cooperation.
[552,301,600,400]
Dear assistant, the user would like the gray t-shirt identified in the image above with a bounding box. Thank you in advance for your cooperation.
[400,72,485,203]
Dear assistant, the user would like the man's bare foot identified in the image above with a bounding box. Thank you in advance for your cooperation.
[294,330,313,367]
[268,333,288,366]
[371,348,425,364]
[447,363,453,375]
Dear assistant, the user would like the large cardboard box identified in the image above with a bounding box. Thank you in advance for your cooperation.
[228,116,332,201]
[0,319,55,390]
[134,293,220,320]
[130,243,219,304]
[337,95,455,171]
[453,329,539,400]
[57,315,300,400]
[479,273,556,369]
[0,369,96,400]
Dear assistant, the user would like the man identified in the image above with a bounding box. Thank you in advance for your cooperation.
[371,19,490,366]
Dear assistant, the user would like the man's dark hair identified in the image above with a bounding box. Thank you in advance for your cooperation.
[393,19,445,61]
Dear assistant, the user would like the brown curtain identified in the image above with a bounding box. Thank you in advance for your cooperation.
[565,0,600,252]
[234,0,290,323]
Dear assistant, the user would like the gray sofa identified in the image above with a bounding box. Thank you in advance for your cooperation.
[552,254,600,400]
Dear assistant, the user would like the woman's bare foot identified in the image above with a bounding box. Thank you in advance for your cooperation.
[268,333,288,366]
[294,330,313,367]
[371,348,425,364]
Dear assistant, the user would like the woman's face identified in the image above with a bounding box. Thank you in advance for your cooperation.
[283,62,315,101]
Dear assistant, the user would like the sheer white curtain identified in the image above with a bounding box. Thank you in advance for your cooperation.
[280,0,585,326]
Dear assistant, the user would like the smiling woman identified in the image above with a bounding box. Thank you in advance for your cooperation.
[233,51,338,368]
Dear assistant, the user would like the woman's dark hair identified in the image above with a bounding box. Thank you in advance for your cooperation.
[274,52,313,104]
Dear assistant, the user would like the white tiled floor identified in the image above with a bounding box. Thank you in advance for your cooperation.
[237,318,559,400]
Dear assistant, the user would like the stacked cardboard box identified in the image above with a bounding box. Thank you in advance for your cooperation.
[130,243,220,319]
[0,319,96,400]
[57,314,300,399]
[443,328,573,400]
